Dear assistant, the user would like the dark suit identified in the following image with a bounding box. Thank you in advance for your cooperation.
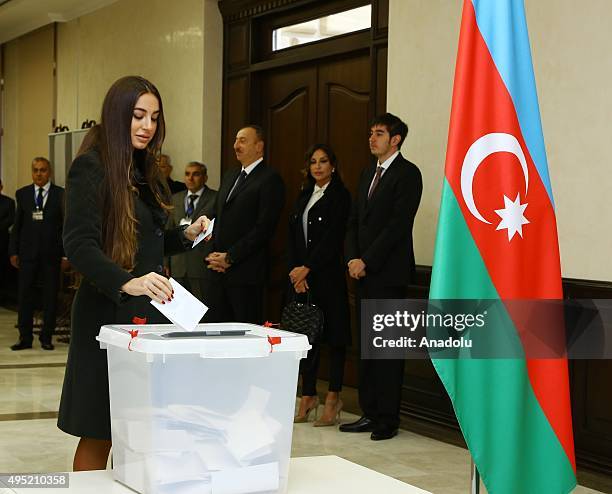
[9,183,65,344]
[166,177,187,194]
[166,186,217,299]
[0,193,15,297]
[288,178,352,394]
[203,161,285,324]
[346,152,422,429]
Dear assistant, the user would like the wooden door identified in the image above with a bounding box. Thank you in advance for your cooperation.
[259,51,371,385]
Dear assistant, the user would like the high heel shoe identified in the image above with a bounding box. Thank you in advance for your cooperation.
[294,396,320,423]
[313,399,343,427]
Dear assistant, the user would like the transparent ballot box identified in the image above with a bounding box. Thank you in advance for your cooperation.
[97,323,310,494]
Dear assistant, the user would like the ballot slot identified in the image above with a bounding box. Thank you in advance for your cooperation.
[161,330,247,338]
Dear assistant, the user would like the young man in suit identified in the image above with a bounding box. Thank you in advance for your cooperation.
[166,161,217,300]
[340,113,423,440]
[0,179,16,304]
[9,157,66,350]
[203,125,285,324]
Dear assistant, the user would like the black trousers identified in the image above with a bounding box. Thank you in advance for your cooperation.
[0,242,8,302]
[300,344,346,396]
[17,258,60,344]
[201,277,263,324]
[357,281,407,429]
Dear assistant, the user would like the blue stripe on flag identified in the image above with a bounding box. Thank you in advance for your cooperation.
[471,0,555,207]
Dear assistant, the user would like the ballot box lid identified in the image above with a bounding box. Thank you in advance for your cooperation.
[97,323,310,358]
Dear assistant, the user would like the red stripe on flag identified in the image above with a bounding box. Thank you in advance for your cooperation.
[444,1,575,470]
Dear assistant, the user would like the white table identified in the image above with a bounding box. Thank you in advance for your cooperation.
[2,455,431,494]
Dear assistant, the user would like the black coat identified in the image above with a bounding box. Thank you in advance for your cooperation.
[58,150,189,440]
[346,153,422,287]
[207,162,285,285]
[166,177,187,195]
[287,179,352,346]
[0,193,15,252]
[9,183,64,262]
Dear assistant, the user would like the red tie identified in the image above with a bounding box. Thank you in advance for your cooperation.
[368,166,383,200]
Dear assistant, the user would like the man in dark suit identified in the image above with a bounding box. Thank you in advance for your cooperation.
[203,125,285,324]
[166,161,217,300]
[9,157,66,350]
[0,179,16,303]
[340,113,423,440]
[158,153,187,194]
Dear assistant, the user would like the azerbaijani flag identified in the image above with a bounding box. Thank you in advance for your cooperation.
[430,1,576,492]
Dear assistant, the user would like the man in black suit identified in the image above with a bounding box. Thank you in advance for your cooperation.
[158,154,187,194]
[0,179,16,303]
[9,157,66,350]
[340,113,422,440]
[166,161,217,300]
[203,125,285,324]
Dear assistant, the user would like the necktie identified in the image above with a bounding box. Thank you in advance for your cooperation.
[36,187,44,209]
[226,171,247,202]
[186,194,197,217]
[368,166,383,200]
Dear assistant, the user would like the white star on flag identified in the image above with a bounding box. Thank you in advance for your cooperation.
[494,193,530,241]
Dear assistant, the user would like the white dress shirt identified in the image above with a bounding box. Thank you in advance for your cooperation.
[367,151,399,197]
[241,157,263,176]
[33,181,51,209]
[227,158,263,199]
[184,187,205,213]
[302,181,330,244]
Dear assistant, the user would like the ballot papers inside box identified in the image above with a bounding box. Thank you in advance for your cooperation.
[97,323,310,494]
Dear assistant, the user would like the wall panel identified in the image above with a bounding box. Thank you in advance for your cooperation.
[1,25,54,195]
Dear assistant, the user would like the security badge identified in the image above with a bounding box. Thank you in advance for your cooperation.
[32,208,44,221]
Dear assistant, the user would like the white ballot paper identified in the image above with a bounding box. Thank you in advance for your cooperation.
[192,218,214,248]
[210,462,279,494]
[151,278,208,331]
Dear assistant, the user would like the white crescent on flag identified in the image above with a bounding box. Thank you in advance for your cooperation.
[460,132,530,241]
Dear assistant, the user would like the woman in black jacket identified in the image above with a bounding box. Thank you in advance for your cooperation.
[57,76,209,470]
[288,144,352,426]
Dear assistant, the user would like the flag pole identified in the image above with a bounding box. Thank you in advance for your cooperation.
[471,459,480,494]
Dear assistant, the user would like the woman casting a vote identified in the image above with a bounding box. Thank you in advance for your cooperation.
[57,76,209,470]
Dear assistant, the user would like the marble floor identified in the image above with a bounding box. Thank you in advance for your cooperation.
[0,307,608,494]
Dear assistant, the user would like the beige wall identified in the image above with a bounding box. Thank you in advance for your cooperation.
[56,0,210,184]
[388,0,461,278]
[2,25,55,197]
[388,0,612,281]
[201,0,223,189]
[2,0,223,197]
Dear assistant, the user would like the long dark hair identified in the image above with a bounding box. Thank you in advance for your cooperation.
[78,75,169,270]
[302,143,343,189]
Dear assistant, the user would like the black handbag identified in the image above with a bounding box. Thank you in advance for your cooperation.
[280,292,324,344]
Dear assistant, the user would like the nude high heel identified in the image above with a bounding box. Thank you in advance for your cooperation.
[313,399,343,427]
[294,396,320,423]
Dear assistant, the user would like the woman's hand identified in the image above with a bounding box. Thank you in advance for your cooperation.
[184,215,210,241]
[289,265,310,285]
[121,272,173,304]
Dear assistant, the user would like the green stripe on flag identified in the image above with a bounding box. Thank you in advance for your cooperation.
[430,180,576,494]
